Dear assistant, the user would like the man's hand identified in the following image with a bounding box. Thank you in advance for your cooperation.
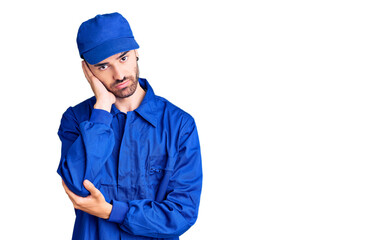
[62,180,113,219]
[82,60,116,112]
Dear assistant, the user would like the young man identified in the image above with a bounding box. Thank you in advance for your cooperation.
[57,12,202,240]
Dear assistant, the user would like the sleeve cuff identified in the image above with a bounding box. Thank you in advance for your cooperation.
[108,200,129,224]
[90,109,113,126]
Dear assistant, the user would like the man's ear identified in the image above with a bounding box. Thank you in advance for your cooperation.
[134,49,139,60]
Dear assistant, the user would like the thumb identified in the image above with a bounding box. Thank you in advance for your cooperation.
[83,179,99,196]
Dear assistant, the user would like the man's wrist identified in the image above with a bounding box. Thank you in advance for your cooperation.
[103,202,113,220]
[94,101,112,112]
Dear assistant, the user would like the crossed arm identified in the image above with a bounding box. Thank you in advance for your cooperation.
[58,109,202,237]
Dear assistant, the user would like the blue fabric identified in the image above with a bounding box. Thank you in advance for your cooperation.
[57,78,202,240]
[77,12,139,65]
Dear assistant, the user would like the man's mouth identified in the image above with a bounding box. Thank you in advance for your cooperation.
[115,80,129,89]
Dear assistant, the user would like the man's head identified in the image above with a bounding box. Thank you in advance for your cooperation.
[77,12,140,98]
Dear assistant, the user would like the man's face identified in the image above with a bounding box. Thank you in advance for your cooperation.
[87,50,139,98]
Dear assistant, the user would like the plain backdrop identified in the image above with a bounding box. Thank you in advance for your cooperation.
[0,0,390,239]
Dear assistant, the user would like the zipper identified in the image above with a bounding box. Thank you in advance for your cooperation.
[150,168,163,174]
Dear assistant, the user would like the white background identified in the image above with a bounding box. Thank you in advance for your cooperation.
[0,0,390,239]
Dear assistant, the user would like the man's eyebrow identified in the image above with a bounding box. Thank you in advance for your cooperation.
[93,51,130,67]
[116,51,130,60]
[93,62,108,67]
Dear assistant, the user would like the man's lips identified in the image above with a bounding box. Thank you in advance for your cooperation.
[115,80,129,89]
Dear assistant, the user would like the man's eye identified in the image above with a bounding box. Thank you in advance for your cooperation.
[99,65,108,70]
[120,56,128,62]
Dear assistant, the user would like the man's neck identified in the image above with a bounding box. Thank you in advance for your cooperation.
[114,82,146,113]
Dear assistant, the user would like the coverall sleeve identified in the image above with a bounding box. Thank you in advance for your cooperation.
[107,117,203,238]
[57,107,115,197]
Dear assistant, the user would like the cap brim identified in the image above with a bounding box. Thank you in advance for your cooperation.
[82,37,139,65]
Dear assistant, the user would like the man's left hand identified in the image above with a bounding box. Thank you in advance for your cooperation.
[62,180,113,219]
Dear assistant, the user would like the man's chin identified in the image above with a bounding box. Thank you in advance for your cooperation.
[111,77,138,98]
[113,88,136,99]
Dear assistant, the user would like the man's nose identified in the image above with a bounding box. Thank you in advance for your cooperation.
[112,65,125,81]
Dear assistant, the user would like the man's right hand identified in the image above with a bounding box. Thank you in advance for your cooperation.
[82,60,116,112]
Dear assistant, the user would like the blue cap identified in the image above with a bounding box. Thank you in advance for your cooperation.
[76,12,139,65]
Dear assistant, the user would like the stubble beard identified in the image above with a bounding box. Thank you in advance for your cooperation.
[110,64,140,99]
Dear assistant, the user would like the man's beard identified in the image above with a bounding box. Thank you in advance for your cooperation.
[109,65,139,99]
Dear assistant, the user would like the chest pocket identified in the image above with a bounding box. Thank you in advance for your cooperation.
[148,155,168,184]
[147,155,176,201]
[148,154,177,182]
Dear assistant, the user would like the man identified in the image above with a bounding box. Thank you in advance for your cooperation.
[57,12,202,240]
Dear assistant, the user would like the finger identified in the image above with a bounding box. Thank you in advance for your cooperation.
[82,61,94,83]
[81,61,90,80]
[62,180,81,200]
[83,61,95,78]
[62,180,78,205]
[83,179,100,197]
[62,180,70,193]
[81,61,89,82]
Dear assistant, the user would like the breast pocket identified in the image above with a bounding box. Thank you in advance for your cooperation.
[148,155,168,186]
[147,155,176,200]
